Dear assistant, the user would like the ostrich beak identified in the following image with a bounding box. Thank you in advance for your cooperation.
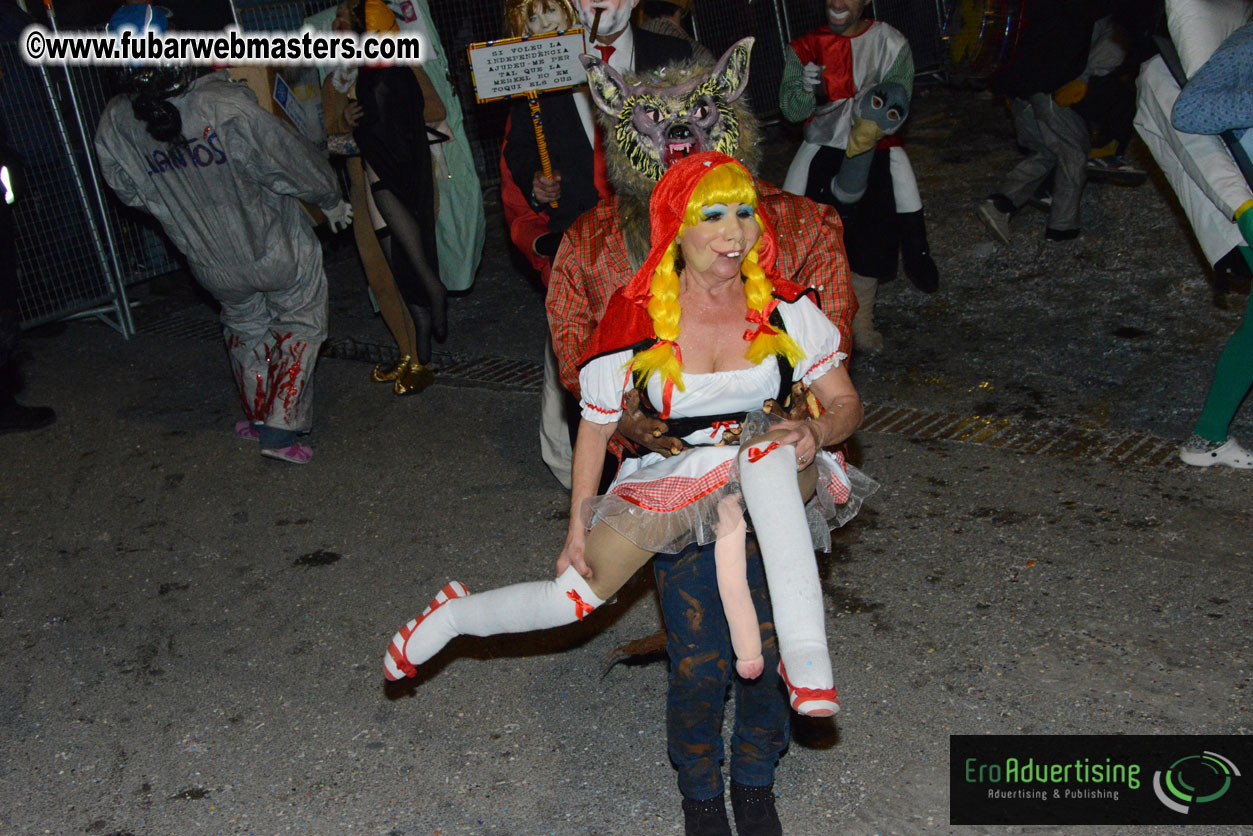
[845,116,883,158]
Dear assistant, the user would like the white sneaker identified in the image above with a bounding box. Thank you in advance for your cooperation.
[1178,436,1253,469]
[976,198,1012,245]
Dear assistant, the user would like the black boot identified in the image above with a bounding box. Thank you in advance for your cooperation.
[730,782,782,836]
[898,210,939,293]
[0,398,55,434]
[681,793,732,836]
[1215,247,1252,298]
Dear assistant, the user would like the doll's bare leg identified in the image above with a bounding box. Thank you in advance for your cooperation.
[713,497,763,679]
[737,430,837,716]
[384,520,654,681]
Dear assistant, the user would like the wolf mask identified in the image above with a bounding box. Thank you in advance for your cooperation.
[579,37,761,265]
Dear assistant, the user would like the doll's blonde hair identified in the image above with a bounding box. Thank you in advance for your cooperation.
[504,0,577,37]
[631,163,805,392]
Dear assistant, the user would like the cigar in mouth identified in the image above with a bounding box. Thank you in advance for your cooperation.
[590,7,603,42]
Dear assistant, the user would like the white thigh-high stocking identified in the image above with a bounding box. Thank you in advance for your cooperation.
[738,440,838,715]
[384,567,605,680]
[714,497,763,680]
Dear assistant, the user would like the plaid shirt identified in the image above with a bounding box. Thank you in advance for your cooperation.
[546,178,855,395]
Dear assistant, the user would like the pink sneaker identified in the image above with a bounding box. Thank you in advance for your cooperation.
[260,443,313,464]
[384,581,470,681]
[234,420,260,440]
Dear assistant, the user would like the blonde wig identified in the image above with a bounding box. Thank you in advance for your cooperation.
[631,161,805,392]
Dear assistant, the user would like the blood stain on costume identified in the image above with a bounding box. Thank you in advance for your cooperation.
[293,549,341,567]
[279,340,308,423]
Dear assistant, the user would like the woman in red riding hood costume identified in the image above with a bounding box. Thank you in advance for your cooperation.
[383,151,875,718]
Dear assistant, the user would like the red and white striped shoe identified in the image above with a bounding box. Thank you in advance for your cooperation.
[384,581,469,681]
[779,662,839,717]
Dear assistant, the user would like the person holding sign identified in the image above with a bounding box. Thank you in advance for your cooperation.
[500,0,591,268]
[500,0,693,283]
[497,0,693,489]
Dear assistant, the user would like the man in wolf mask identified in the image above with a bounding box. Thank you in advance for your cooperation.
[545,38,855,836]
[549,39,855,440]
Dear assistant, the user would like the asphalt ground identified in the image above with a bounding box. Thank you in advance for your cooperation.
[1,85,1251,836]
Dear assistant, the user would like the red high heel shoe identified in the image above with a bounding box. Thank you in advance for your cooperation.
[778,662,839,717]
[384,581,469,681]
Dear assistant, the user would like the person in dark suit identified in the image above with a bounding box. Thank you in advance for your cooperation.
[0,1,55,435]
[501,0,694,282]
[498,0,693,489]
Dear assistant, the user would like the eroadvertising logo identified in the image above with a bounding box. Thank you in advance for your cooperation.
[1152,751,1240,814]
[950,736,1252,825]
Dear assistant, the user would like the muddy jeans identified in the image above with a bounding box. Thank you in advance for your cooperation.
[654,538,790,801]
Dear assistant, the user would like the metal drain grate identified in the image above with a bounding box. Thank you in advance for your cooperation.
[321,337,542,392]
[134,311,1182,465]
[860,403,1182,468]
[135,312,223,341]
[135,312,544,393]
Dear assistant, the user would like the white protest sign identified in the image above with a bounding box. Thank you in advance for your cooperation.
[466,30,586,103]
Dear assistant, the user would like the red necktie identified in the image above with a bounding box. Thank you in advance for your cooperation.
[595,44,616,63]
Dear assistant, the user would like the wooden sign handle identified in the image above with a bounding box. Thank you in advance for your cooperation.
[527,92,558,210]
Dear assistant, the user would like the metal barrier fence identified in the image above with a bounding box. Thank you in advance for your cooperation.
[871,0,946,77]
[2,40,157,333]
[767,0,946,78]
[8,0,949,334]
[235,0,336,29]
[939,0,1026,82]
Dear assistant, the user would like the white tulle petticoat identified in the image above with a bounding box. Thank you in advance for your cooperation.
[583,410,879,555]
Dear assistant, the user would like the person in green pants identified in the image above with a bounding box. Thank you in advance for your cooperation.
[1172,21,1253,469]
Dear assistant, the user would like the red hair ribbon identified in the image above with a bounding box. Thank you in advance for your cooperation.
[657,340,682,420]
[746,441,780,462]
[709,420,739,438]
[743,300,780,342]
[567,589,596,621]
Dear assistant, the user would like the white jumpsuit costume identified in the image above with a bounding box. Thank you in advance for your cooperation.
[95,71,342,434]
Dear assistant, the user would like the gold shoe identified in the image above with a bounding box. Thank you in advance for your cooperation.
[393,362,435,396]
[372,354,411,383]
